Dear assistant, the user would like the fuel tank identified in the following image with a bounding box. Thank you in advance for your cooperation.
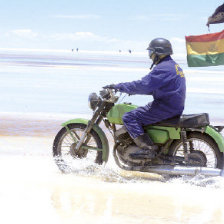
[107,103,137,125]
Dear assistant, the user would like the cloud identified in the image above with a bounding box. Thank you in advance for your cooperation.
[50,32,104,41]
[52,14,101,19]
[5,29,184,52]
[48,31,147,50]
[8,29,38,38]
[50,32,122,44]
[6,29,118,45]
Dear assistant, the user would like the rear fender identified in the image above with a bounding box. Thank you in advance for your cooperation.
[62,118,110,162]
[205,126,224,153]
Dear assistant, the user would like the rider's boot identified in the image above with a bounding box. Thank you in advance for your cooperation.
[130,133,158,159]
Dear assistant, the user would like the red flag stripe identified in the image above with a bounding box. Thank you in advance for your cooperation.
[186,30,224,42]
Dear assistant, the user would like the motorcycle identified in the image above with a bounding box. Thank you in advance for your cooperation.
[53,89,224,177]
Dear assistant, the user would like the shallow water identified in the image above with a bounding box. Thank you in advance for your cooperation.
[1,136,224,224]
[1,125,224,224]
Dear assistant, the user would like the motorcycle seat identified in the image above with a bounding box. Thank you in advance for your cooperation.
[153,113,210,128]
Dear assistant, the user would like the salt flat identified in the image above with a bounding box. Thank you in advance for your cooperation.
[0,50,224,223]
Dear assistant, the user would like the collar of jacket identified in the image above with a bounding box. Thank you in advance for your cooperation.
[157,55,172,64]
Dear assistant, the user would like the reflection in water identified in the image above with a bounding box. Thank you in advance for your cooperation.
[51,169,224,224]
[1,136,224,224]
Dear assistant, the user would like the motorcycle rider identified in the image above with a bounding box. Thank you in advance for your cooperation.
[103,38,186,160]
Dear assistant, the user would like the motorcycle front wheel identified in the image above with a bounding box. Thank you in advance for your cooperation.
[53,123,103,173]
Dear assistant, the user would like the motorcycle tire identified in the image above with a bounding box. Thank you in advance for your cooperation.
[53,123,103,173]
[169,132,223,169]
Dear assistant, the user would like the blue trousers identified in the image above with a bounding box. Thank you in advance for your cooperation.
[122,104,178,139]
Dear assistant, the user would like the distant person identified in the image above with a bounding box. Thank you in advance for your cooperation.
[119,50,122,53]
[128,49,132,54]
[76,48,79,52]
[103,38,186,159]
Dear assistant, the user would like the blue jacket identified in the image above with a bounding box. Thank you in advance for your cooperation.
[114,56,186,116]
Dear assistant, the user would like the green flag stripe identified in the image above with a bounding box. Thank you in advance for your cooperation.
[187,53,224,67]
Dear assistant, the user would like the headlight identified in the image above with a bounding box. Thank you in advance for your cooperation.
[88,93,102,110]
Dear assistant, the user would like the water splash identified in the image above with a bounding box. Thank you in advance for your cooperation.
[169,174,224,188]
[58,157,224,189]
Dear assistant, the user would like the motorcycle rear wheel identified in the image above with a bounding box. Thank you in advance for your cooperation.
[53,123,103,173]
[169,132,223,169]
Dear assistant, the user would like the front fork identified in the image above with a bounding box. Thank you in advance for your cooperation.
[75,103,105,151]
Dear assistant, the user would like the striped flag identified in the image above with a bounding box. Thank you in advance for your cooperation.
[185,30,224,67]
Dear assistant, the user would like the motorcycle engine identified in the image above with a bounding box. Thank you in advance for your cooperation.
[115,126,132,146]
[114,126,141,164]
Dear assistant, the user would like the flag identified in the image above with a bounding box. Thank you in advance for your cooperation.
[207,3,224,27]
[185,30,224,67]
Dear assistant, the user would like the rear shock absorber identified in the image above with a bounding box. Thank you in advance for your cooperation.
[180,129,188,161]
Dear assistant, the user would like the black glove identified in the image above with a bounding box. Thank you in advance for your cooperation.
[103,84,116,89]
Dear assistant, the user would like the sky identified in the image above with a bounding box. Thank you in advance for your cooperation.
[0,0,224,54]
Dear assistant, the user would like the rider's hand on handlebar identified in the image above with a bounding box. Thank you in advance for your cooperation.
[103,84,116,90]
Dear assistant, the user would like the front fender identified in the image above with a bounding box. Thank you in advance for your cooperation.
[205,126,224,152]
[62,118,110,162]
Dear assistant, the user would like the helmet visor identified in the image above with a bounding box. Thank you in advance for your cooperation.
[148,49,154,58]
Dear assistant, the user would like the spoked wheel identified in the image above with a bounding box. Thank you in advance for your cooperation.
[53,123,103,173]
[169,132,223,169]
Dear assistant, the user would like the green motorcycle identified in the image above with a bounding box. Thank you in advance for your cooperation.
[53,89,224,176]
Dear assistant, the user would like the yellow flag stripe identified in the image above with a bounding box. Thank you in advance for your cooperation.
[186,38,224,55]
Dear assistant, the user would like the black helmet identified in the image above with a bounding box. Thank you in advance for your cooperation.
[147,38,173,56]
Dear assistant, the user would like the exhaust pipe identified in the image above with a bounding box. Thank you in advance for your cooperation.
[132,165,224,177]
[114,149,224,177]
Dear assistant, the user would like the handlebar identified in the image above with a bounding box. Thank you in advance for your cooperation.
[100,88,119,103]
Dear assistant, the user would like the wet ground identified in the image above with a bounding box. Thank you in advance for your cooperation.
[1,114,224,224]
